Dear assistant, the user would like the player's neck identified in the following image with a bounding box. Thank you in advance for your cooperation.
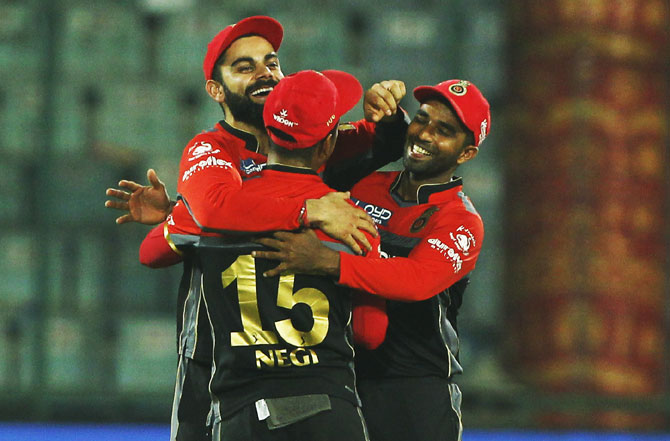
[266,153,319,172]
[225,117,271,155]
[397,169,455,201]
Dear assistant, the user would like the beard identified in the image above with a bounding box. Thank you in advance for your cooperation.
[222,79,277,130]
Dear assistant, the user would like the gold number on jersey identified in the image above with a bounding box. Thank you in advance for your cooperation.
[222,255,279,346]
[222,255,330,347]
[276,274,329,346]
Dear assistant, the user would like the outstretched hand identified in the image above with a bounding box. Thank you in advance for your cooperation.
[252,229,341,278]
[105,168,172,225]
[364,80,406,123]
[305,192,377,255]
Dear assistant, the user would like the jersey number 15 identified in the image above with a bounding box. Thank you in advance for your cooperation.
[222,255,330,348]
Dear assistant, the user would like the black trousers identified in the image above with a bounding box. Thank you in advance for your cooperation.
[171,355,213,441]
[212,396,368,441]
[358,376,462,441]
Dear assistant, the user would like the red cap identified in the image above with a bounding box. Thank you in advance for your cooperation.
[263,70,363,149]
[203,16,283,81]
[413,80,491,146]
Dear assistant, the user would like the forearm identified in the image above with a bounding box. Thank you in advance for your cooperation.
[338,252,476,301]
[139,223,183,268]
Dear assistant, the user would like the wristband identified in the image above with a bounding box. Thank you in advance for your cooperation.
[299,203,310,227]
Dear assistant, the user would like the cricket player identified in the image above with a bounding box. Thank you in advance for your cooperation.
[253,79,491,441]
[159,69,388,441]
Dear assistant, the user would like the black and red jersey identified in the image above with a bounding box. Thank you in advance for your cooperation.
[147,117,407,363]
[176,117,406,233]
[339,170,484,379]
[169,165,383,419]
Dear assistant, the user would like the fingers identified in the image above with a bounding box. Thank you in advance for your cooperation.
[351,229,372,253]
[115,214,132,224]
[355,214,378,237]
[104,199,129,211]
[250,249,280,260]
[341,235,363,256]
[365,81,406,122]
[364,84,396,121]
[118,180,142,192]
[147,169,164,190]
[105,188,130,201]
[261,263,286,278]
[381,80,406,102]
[253,237,284,251]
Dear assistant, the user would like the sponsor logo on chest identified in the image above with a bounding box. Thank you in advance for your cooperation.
[240,158,266,176]
[351,197,393,226]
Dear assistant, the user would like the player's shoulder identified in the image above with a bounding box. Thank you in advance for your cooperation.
[432,195,484,236]
[353,170,400,192]
[182,123,243,154]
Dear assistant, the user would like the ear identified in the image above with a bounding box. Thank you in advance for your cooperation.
[457,145,478,165]
[316,130,338,163]
[205,79,225,103]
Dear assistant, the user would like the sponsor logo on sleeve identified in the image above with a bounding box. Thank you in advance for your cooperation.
[350,197,393,226]
[182,155,233,182]
[427,237,463,273]
[450,225,476,256]
[187,141,220,161]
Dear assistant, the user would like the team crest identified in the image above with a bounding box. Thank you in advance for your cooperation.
[410,206,439,233]
[448,81,470,96]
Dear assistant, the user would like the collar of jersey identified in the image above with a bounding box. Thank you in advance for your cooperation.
[217,120,260,153]
[264,163,319,176]
[390,171,464,204]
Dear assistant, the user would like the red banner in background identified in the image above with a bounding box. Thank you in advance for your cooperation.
[505,0,668,430]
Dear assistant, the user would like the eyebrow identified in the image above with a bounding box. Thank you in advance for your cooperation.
[416,109,460,133]
[230,52,279,67]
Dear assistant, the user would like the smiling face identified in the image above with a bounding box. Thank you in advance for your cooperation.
[208,35,284,129]
[402,98,477,183]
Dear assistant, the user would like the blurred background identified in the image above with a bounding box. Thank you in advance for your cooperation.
[0,0,668,438]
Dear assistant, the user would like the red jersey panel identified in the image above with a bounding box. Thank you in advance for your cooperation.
[340,171,484,301]
[177,119,386,233]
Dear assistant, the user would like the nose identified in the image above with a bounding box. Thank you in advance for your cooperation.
[255,64,273,79]
[416,124,435,143]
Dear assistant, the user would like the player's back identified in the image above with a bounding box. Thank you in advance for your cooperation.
[171,164,369,420]
[175,238,359,420]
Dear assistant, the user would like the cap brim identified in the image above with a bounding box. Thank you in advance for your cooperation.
[322,70,363,119]
[414,86,468,132]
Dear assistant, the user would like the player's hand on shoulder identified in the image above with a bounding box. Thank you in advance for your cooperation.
[253,229,340,278]
[364,80,406,123]
[304,192,377,255]
[105,168,172,225]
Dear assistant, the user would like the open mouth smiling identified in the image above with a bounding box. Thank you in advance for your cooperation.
[250,87,274,97]
[409,143,433,157]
